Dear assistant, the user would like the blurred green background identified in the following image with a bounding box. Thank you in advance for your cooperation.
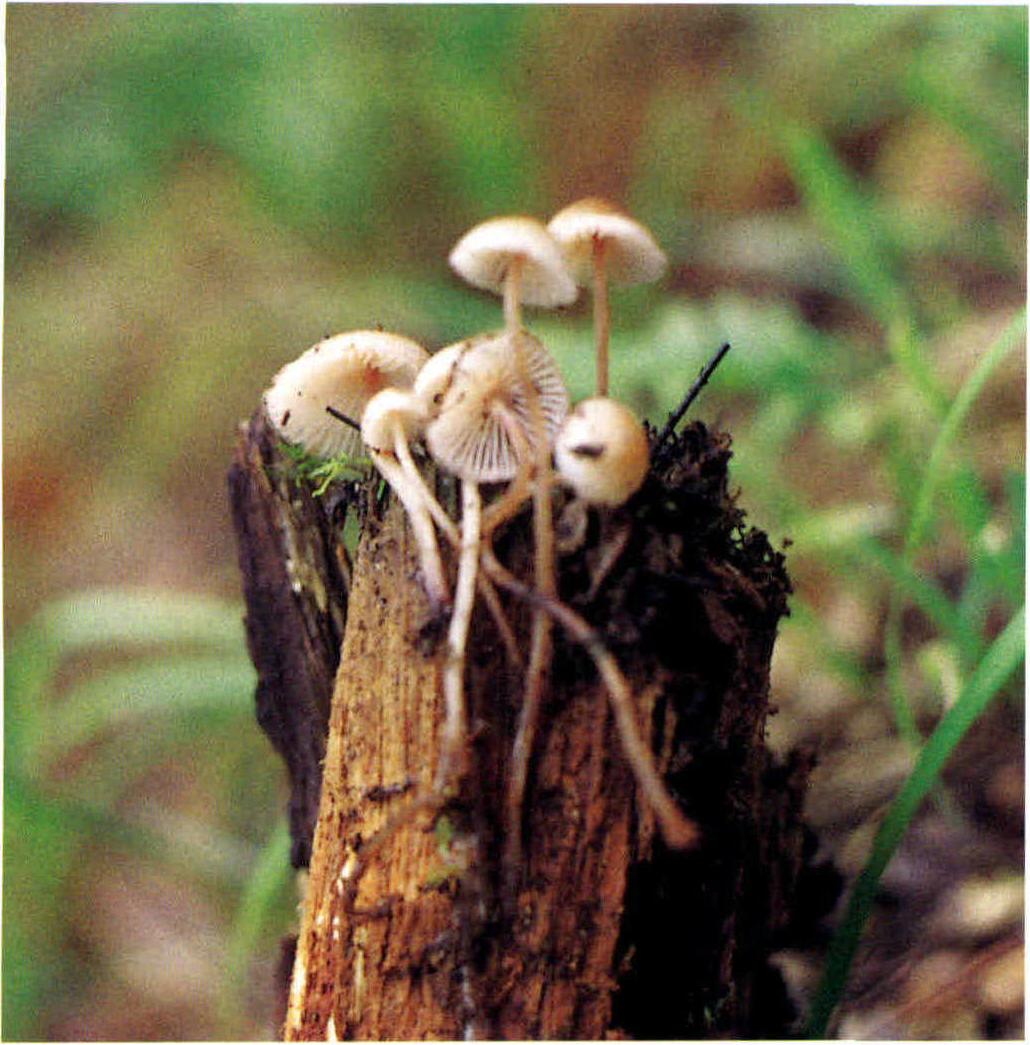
[4,5,1025,1040]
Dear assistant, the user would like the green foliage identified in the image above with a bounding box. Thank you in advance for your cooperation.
[3,589,292,1040]
[6,5,544,261]
[806,607,1025,1037]
[280,440,372,496]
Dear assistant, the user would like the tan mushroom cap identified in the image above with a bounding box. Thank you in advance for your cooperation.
[426,329,570,483]
[547,197,667,286]
[448,216,577,308]
[264,330,429,458]
[554,397,649,506]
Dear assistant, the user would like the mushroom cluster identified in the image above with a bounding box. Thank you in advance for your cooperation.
[263,199,697,867]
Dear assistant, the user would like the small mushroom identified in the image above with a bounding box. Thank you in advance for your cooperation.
[555,397,650,507]
[411,339,527,668]
[425,329,569,485]
[360,387,450,614]
[265,330,429,458]
[448,216,577,334]
[548,198,666,396]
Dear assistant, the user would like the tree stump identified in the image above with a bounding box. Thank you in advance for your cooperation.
[229,406,812,1040]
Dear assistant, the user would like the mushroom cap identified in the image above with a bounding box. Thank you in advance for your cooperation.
[554,397,650,506]
[547,197,667,286]
[361,388,428,454]
[426,329,570,483]
[264,330,429,458]
[413,336,488,414]
[448,216,578,308]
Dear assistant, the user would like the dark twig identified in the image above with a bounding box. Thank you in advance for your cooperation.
[654,342,731,453]
[326,405,361,431]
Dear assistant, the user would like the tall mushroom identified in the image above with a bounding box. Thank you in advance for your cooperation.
[264,330,429,459]
[425,330,569,790]
[448,222,576,821]
[548,198,667,397]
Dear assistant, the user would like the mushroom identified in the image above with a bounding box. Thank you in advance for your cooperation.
[360,388,450,614]
[448,215,577,334]
[547,198,666,397]
[405,338,526,668]
[425,330,569,485]
[502,397,652,875]
[425,370,514,787]
[447,220,574,694]
[425,329,574,876]
[554,397,650,507]
[424,329,570,786]
[265,330,429,458]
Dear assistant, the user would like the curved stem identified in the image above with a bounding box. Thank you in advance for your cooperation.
[592,236,610,397]
[372,442,450,613]
[395,432,521,668]
[436,481,482,790]
[482,548,699,852]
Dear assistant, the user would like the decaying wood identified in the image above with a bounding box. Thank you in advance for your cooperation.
[228,408,351,868]
[230,409,815,1039]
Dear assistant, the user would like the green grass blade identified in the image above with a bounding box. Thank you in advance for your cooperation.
[31,653,256,763]
[852,537,971,654]
[907,311,1024,553]
[31,587,247,654]
[885,309,1025,743]
[733,88,945,414]
[218,820,294,1036]
[806,605,1024,1037]
[907,59,1026,208]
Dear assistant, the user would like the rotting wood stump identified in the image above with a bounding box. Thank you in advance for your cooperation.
[229,406,814,1040]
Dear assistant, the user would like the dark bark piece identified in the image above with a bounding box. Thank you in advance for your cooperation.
[227,407,352,868]
[232,410,811,1039]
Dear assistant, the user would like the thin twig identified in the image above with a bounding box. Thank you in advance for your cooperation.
[654,341,731,453]
[326,404,361,431]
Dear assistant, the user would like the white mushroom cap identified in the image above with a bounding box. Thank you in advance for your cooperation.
[360,388,428,453]
[426,329,570,483]
[448,216,577,308]
[264,330,429,458]
[547,198,667,286]
[555,397,650,506]
[413,337,486,414]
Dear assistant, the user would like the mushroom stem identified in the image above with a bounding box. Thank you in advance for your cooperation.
[503,255,525,333]
[394,436,521,669]
[481,402,534,538]
[503,344,560,877]
[371,437,450,614]
[592,236,611,397]
[436,479,482,790]
[481,547,699,853]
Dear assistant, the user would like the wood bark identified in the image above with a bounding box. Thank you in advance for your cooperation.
[229,409,812,1040]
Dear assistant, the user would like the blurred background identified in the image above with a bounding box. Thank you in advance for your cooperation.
[4,5,1024,1040]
